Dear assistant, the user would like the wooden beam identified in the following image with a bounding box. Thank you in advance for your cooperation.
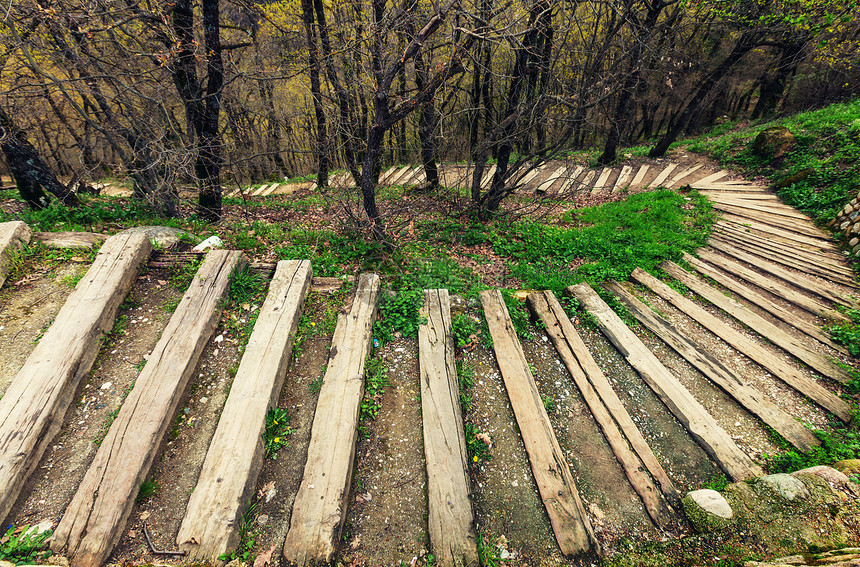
[715,223,849,270]
[480,290,599,557]
[558,165,584,194]
[667,164,704,187]
[630,164,650,188]
[536,165,568,193]
[0,221,31,287]
[178,260,313,562]
[606,281,820,452]
[611,165,632,193]
[0,232,151,525]
[591,167,613,193]
[719,215,835,249]
[630,268,853,422]
[714,205,830,240]
[568,283,763,481]
[51,250,244,567]
[283,273,380,566]
[419,290,479,567]
[649,163,677,187]
[577,169,596,192]
[693,170,728,185]
[528,291,681,529]
[32,231,107,249]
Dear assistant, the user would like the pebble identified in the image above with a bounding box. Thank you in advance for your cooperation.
[101,382,112,390]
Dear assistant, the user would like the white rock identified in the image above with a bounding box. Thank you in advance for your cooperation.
[756,473,810,501]
[687,489,733,519]
[100,382,112,390]
[192,235,223,252]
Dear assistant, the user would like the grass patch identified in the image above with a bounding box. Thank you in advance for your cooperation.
[263,406,296,459]
[372,288,426,346]
[136,478,159,503]
[0,525,53,565]
[358,356,389,438]
[762,423,860,474]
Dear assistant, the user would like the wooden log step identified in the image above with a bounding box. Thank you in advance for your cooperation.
[649,163,678,187]
[719,216,839,251]
[695,183,769,192]
[715,223,850,270]
[0,221,31,288]
[707,195,807,216]
[682,252,848,354]
[557,165,584,194]
[693,170,729,185]
[577,169,597,192]
[612,165,633,193]
[711,199,815,222]
[710,232,856,287]
[697,248,847,322]
[667,164,704,187]
[481,289,599,557]
[283,273,381,565]
[536,165,569,193]
[528,291,680,529]
[591,167,613,193]
[177,260,313,562]
[714,206,830,240]
[519,164,545,187]
[32,231,108,249]
[568,283,763,481]
[419,290,479,566]
[630,164,650,188]
[630,268,853,422]
[605,281,820,452]
[0,232,151,525]
[481,164,497,190]
[51,250,244,567]
[707,239,859,310]
[700,191,779,201]
[661,260,853,384]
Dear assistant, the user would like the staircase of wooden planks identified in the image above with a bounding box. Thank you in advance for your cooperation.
[0,163,858,567]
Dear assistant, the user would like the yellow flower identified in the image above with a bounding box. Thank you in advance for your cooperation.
[310,322,316,326]
[274,420,278,425]
[473,455,478,462]
[274,437,280,444]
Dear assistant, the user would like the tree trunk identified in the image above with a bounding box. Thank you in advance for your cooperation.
[751,38,805,119]
[197,0,224,221]
[301,0,329,187]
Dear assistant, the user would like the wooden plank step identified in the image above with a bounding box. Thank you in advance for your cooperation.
[0,232,151,525]
[711,199,813,221]
[649,163,677,187]
[419,290,479,566]
[519,164,545,187]
[667,163,704,187]
[379,166,400,185]
[719,216,838,250]
[32,231,107,249]
[51,249,243,567]
[591,167,613,193]
[0,221,31,288]
[606,281,820,452]
[661,260,853,385]
[693,170,729,185]
[682,252,848,354]
[177,260,313,562]
[630,268,853,422]
[708,194,804,213]
[700,191,779,201]
[707,239,859,310]
[715,223,850,270]
[481,164,497,190]
[536,165,569,193]
[630,164,650,188]
[715,206,830,240]
[392,166,417,185]
[283,273,381,565]
[577,169,596,192]
[611,165,633,193]
[696,183,769,192]
[697,248,847,322]
[557,165,584,195]
[710,232,856,286]
[480,290,599,557]
[568,283,763,481]
[528,291,680,528]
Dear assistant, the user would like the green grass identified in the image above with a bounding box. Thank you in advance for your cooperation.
[263,407,296,459]
[372,288,426,345]
[762,423,860,474]
[688,98,860,224]
[0,525,53,565]
[358,356,390,438]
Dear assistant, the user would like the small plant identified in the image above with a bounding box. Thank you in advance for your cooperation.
[541,394,556,414]
[169,256,202,291]
[310,371,324,395]
[373,289,426,345]
[502,290,533,341]
[219,498,259,563]
[477,530,506,567]
[136,478,159,503]
[829,309,860,357]
[464,421,491,463]
[264,406,296,459]
[0,525,53,565]
[358,356,389,437]
[703,473,729,492]
[229,265,267,306]
[457,361,475,413]
[452,314,480,348]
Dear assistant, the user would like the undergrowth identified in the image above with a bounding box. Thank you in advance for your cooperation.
[762,421,860,474]
[358,356,389,438]
[0,525,53,565]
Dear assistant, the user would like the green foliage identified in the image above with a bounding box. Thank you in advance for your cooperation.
[763,424,860,473]
[688,98,860,224]
[263,406,296,459]
[452,314,481,348]
[358,356,389,438]
[0,525,53,565]
[457,360,475,413]
[136,478,159,503]
[372,289,426,345]
[464,421,491,463]
[703,473,729,492]
[0,197,163,231]
[829,309,860,357]
[541,394,556,414]
[218,499,260,563]
[476,531,505,567]
[501,290,534,341]
[169,256,202,291]
[229,265,267,305]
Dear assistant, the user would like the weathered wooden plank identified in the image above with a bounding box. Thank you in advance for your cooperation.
[577,169,597,192]
[557,165,584,194]
[591,167,613,192]
[31,230,108,249]
[649,163,677,187]
[700,191,779,200]
[714,204,830,239]
[480,290,599,557]
[536,165,569,193]
[682,253,847,354]
[391,165,417,185]
[630,164,650,188]
[697,248,847,322]
[719,215,839,250]
[696,183,768,191]
[605,281,820,452]
[715,223,850,270]
[707,239,859,310]
[612,165,632,193]
[708,196,807,217]
[0,221,31,288]
[419,290,479,567]
[661,260,853,384]
[667,163,704,187]
[528,291,680,528]
[283,273,380,566]
[0,232,151,526]
[51,250,244,567]
[519,164,545,187]
[568,283,763,481]
[251,184,270,196]
[481,164,497,190]
[692,170,728,185]
[630,268,853,422]
[379,166,401,185]
[178,260,312,562]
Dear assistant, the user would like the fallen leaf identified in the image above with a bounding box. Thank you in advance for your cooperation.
[140,511,151,520]
[349,536,361,550]
[157,280,168,286]
[253,543,278,567]
[128,529,137,539]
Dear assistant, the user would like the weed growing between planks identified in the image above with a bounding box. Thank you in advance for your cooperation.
[263,406,296,459]
[358,356,390,438]
[135,478,159,503]
[0,525,53,565]
[218,497,260,563]
[373,288,426,346]
[762,419,860,474]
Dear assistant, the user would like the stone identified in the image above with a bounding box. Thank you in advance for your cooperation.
[682,489,735,532]
[845,204,854,216]
[117,225,197,248]
[841,221,851,230]
[792,466,850,487]
[832,459,860,475]
[755,473,810,501]
[850,238,859,248]
[851,212,859,220]
[853,244,860,254]
[193,235,223,252]
[752,126,796,159]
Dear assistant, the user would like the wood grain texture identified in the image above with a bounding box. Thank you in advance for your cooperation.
[0,232,150,526]
[605,281,820,452]
[0,220,31,287]
[528,291,680,529]
[480,290,599,558]
[715,223,849,269]
[283,273,380,566]
[630,268,853,423]
[568,283,763,482]
[32,231,109,249]
[649,163,677,187]
[419,289,478,567]
[630,164,650,187]
[51,250,245,567]
[178,260,313,562]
